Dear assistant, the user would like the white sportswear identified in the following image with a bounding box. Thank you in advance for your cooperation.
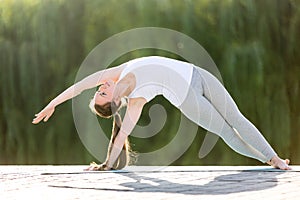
[119,56,193,106]
[118,56,277,163]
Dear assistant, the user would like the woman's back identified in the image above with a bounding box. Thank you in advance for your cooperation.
[119,56,194,106]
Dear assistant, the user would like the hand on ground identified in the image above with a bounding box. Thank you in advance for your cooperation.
[84,162,111,171]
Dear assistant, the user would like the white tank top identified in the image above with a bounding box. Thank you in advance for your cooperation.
[119,56,193,107]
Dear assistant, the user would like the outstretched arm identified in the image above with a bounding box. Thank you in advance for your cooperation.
[105,97,147,170]
[32,65,124,124]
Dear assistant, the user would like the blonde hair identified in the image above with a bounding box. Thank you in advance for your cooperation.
[89,97,128,116]
[89,97,133,169]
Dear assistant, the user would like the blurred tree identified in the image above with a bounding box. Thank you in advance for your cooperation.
[0,0,299,165]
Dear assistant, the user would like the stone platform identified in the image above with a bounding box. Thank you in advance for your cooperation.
[1,165,300,199]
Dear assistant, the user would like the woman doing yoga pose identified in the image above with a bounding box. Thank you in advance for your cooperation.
[32,56,291,170]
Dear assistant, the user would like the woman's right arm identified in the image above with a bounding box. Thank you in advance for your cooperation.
[32,65,124,124]
[105,97,147,169]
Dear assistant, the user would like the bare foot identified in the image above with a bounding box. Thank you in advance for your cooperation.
[267,156,291,170]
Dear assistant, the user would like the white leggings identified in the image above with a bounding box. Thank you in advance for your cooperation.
[179,67,277,163]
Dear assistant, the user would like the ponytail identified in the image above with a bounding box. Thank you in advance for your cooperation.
[106,112,132,169]
[91,97,135,169]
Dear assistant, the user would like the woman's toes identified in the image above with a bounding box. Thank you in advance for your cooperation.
[285,159,290,164]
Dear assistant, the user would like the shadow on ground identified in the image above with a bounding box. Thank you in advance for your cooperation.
[48,170,285,195]
[118,171,283,195]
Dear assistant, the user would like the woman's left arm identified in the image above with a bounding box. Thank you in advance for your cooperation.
[105,97,147,170]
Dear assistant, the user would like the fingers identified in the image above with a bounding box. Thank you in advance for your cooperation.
[84,165,94,171]
[32,107,55,124]
[43,109,54,122]
[44,114,51,122]
[32,117,44,124]
[32,113,48,124]
[84,162,109,171]
[84,162,99,171]
[32,115,42,124]
[32,109,45,124]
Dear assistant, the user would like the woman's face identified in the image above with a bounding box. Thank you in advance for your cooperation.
[94,80,116,105]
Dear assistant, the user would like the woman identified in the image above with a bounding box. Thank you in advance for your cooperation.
[32,56,291,170]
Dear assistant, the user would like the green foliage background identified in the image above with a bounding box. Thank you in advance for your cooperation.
[0,0,299,165]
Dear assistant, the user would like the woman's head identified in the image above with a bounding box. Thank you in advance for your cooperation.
[89,79,121,118]
[88,80,133,169]
[94,80,116,105]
